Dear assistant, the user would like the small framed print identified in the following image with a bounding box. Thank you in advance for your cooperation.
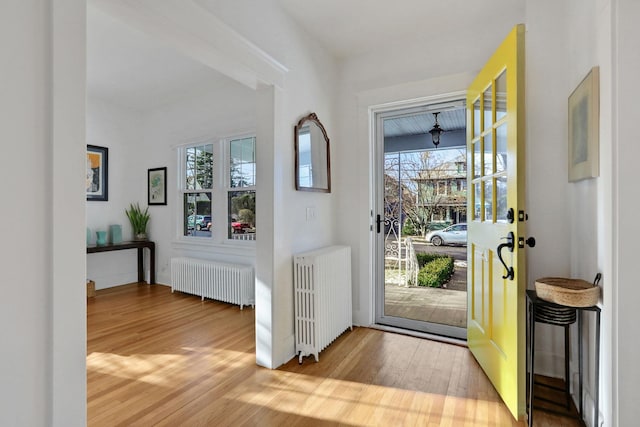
[148,167,167,205]
[568,66,600,182]
[86,145,108,201]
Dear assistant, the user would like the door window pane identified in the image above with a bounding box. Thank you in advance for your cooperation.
[496,124,507,173]
[496,70,507,121]
[474,98,481,137]
[484,135,493,176]
[483,85,493,132]
[474,141,481,178]
[496,176,508,222]
[474,183,482,221]
[484,180,493,221]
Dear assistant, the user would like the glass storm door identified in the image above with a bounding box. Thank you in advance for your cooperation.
[374,103,468,340]
[466,24,527,420]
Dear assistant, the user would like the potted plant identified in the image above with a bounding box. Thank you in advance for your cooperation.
[125,203,150,240]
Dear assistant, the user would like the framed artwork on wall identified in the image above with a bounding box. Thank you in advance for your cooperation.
[568,66,600,182]
[148,167,167,205]
[86,145,109,201]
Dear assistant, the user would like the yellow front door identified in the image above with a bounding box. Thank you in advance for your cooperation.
[466,24,526,420]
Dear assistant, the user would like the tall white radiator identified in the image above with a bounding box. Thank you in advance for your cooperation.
[294,245,352,363]
[170,257,254,309]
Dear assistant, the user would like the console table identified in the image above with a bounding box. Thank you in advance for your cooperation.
[87,240,155,284]
[526,289,600,427]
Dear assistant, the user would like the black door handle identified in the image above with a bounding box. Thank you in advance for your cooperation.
[497,231,515,280]
[376,214,383,233]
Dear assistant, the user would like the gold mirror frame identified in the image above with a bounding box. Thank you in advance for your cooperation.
[294,113,331,193]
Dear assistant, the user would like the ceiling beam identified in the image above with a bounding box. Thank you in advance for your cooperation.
[89,0,288,90]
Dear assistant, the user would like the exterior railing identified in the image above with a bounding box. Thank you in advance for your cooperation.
[231,233,256,241]
[404,237,419,287]
[384,236,419,287]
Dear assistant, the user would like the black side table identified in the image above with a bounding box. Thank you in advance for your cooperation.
[526,290,600,427]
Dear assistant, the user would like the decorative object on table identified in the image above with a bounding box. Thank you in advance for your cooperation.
[148,167,167,205]
[86,145,109,201]
[568,66,599,182]
[125,202,150,240]
[95,230,107,246]
[534,273,601,307]
[109,224,122,244]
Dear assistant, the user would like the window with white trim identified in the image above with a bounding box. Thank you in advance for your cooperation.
[179,135,256,242]
[228,136,256,241]
[182,143,213,237]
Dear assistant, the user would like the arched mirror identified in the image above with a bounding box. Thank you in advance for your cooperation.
[294,113,331,192]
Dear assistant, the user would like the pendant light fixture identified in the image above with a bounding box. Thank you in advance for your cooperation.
[429,112,444,148]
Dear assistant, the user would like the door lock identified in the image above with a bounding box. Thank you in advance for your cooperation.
[518,236,536,249]
[506,208,515,224]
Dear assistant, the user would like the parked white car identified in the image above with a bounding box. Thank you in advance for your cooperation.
[425,223,467,246]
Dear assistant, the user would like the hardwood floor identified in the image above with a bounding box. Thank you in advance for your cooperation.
[87,283,582,426]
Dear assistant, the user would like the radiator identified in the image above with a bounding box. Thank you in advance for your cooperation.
[294,245,352,363]
[170,257,254,309]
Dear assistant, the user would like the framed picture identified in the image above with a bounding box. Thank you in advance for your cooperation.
[148,167,167,205]
[568,66,599,182]
[86,145,109,201]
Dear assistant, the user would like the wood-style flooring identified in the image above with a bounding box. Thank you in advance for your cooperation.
[87,283,582,426]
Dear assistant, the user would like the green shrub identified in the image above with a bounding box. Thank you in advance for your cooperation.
[417,256,454,287]
[416,252,450,268]
[402,221,416,236]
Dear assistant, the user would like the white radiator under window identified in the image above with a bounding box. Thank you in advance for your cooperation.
[170,257,254,309]
[294,245,352,363]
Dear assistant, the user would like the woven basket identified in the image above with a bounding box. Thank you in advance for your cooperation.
[534,277,600,307]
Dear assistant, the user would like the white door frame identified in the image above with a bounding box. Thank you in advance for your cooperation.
[370,92,468,339]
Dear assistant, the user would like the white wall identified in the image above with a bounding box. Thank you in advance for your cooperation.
[0,1,86,425]
[86,98,145,288]
[563,0,615,424]
[138,79,258,284]
[524,0,573,377]
[0,4,52,424]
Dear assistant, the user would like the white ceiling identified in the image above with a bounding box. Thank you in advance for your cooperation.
[276,0,525,59]
[87,1,525,112]
[86,6,247,111]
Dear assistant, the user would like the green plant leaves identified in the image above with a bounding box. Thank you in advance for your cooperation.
[125,202,150,234]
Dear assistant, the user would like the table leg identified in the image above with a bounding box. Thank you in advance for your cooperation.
[137,248,144,282]
[564,324,571,410]
[528,300,535,427]
[149,245,155,284]
[594,311,600,427]
[578,310,583,420]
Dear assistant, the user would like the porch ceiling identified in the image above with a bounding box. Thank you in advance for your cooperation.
[383,108,466,138]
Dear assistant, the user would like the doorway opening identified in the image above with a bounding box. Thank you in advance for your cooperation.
[374,99,468,340]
